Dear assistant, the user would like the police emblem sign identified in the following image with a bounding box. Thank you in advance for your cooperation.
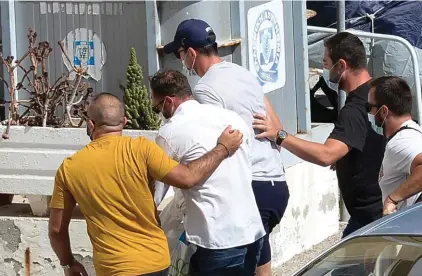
[247,0,286,94]
[61,28,106,81]
[74,41,95,67]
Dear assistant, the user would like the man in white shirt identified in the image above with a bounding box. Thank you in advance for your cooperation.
[150,69,265,276]
[367,76,422,215]
[162,18,289,276]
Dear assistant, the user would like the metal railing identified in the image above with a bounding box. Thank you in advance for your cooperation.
[307,26,422,125]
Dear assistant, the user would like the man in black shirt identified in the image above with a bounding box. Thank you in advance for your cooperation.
[253,32,386,237]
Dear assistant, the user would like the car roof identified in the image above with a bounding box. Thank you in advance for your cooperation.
[348,202,422,238]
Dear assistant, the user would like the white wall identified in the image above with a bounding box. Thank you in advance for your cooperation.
[0,216,93,276]
[0,126,156,196]
[270,161,339,267]
[0,125,339,274]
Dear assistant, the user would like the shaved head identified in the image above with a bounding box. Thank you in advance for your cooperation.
[87,93,125,129]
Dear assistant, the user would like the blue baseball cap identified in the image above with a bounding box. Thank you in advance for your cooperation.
[163,19,216,57]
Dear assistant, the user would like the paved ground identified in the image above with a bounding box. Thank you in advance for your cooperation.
[273,223,347,276]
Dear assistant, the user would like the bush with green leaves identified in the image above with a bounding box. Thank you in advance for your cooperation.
[123,47,160,130]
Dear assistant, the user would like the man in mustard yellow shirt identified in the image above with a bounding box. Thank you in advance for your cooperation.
[48,92,243,276]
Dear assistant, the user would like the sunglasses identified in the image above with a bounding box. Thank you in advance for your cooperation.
[174,48,185,59]
[152,99,164,114]
[365,102,380,113]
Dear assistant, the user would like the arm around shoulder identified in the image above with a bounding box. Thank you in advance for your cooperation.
[162,144,229,189]
[161,126,243,189]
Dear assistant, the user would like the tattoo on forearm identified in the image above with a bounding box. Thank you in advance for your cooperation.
[186,144,227,182]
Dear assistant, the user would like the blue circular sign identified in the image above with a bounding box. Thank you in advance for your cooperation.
[251,10,282,85]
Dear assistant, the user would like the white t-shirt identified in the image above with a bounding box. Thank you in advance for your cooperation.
[379,120,422,210]
[155,100,265,249]
[193,61,285,182]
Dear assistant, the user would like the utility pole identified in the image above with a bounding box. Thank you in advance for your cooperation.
[336,0,351,223]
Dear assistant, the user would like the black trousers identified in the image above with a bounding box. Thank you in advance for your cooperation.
[251,180,289,266]
[139,268,169,276]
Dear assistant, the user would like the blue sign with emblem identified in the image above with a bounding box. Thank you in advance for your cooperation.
[248,1,285,93]
[252,10,282,86]
[74,40,95,66]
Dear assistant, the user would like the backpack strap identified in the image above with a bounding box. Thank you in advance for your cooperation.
[388,125,422,142]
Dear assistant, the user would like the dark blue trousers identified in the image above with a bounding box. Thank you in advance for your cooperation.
[188,237,263,276]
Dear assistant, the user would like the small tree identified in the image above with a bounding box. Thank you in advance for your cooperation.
[124,48,160,130]
[0,28,92,139]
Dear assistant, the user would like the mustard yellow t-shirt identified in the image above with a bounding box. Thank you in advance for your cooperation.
[50,135,178,276]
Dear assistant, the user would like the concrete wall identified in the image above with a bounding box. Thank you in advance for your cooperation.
[0,126,156,197]
[0,125,339,274]
[271,160,339,266]
[0,216,93,276]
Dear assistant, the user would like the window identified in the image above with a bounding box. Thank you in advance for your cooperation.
[297,236,422,276]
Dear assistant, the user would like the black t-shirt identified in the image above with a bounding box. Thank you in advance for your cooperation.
[329,81,387,225]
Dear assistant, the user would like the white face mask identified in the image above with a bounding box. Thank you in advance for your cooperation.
[368,114,383,135]
[158,113,169,125]
[181,51,197,76]
[158,98,174,125]
[322,61,344,92]
[322,69,339,92]
[368,107,386,135]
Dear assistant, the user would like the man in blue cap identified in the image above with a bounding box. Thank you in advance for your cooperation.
[161,19,289,276]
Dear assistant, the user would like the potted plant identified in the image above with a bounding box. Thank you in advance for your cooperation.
[0,29,161,216]
[0,28,93,215]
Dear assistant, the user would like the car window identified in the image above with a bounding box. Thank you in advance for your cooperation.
[295,236,422,276]
[407,255,422,276]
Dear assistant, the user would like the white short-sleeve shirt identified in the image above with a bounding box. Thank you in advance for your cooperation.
[155,100,265,249]
[193,61,285,182]
[379,120,422,209]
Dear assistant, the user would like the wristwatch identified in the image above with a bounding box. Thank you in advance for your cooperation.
[61,258,74,270]
[275,130,288,146]
[61,264,71,270]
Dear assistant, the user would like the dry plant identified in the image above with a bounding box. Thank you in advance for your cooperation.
[0,28,93,139]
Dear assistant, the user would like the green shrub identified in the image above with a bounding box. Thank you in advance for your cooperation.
[123,47,160,130]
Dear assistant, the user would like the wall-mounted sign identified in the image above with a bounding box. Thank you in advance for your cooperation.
[247,0,286,94]
[74,40,95,67]
[61,28,106,81]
